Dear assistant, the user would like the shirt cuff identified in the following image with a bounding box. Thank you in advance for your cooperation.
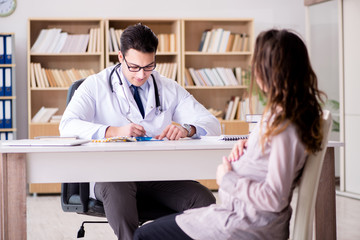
[191,125,206,139]
[92,125,109,139]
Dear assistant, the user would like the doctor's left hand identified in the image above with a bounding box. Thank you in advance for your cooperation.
[155,124,188,140]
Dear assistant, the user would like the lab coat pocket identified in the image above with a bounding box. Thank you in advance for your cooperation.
[146,108,173,135]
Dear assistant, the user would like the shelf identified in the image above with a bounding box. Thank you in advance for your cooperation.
[0,32,16,140]
[0,96,16,100]
[31,88,68,91]
[30,53,102,56]
[27,18,105,138]
[0,64,16,67]
[0,128,17,132]
[185,86,247,90]
[185,51,252,55]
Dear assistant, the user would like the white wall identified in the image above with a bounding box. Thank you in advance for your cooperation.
[343,0,360,195]
[0,0,306,138]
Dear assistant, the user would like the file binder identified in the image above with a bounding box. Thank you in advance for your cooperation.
[0,35,4,64]
[4,68,11,96]
[0,132,6,140]
[6,132,14,140]
[0,100,4,128]
[4,35,12,64]
[0,68,4,96]
[4,100,11,128]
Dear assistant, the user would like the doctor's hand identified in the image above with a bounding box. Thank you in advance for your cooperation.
[155,124,188,141]
[216,157,232,186]
[228,139,248,162]
[105,124,146,138]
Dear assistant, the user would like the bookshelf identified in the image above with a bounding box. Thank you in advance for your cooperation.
[181,19,254,135]
[27,19,104,193]
[0,33,16,140]
[105,19,181,83]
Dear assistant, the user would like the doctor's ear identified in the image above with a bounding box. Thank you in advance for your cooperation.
[118,51,124,63]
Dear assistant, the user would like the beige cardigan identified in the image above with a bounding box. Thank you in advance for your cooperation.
[176,119,307,240]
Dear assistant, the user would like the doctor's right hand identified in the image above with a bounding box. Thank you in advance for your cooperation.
[228,139,248,162]
[105,124,146,138]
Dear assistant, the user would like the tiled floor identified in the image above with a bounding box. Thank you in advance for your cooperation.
[27,193,360,240]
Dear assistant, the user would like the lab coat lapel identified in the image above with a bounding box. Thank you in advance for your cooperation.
[145,76,157,117]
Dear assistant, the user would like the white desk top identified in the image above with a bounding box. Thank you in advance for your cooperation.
[0,136,235,153]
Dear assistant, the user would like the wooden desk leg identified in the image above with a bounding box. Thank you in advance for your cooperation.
[0,153,27,240]
[315,147,337,240]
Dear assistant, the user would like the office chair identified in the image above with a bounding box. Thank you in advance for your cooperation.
[61,78,176,238]
[291,110,332,240]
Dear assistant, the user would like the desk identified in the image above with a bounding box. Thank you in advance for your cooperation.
[0,138,341,240]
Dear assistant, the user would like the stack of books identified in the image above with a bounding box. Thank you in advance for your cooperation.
[198,28,250,53]
[30,27,101,53]
[184,67,251,87]
[29,62,95,88]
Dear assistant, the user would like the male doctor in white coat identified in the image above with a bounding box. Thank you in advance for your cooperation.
[59,23,221,240]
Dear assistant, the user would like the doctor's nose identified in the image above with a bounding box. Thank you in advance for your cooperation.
[136,69,146,78]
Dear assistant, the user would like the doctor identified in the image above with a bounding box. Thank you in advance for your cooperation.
[59,23,221,240]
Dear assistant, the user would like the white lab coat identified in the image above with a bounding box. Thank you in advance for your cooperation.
[59,66,221,140]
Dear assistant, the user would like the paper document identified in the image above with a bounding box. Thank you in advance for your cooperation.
[1,139,90,146]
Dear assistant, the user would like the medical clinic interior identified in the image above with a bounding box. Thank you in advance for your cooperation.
[0,0,359,239]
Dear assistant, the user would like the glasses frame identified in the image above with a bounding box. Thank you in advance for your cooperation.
[123,56,156,72]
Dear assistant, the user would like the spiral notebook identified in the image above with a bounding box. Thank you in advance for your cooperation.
[220,135,248,141]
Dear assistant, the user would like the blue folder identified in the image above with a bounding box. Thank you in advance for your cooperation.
[0,35,4,64]
[4,35,12,64]
[4,100,12,129]
[0,68,4,96]
[0,100,4,128]
[4,68,12,96]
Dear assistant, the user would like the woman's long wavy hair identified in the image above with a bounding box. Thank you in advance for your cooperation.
[250,29,326,153]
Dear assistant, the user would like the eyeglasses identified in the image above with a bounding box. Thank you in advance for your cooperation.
[123,56,156,72]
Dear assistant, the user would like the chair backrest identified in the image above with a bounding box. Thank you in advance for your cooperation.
[61,78,91,213]
[66,78,85,105]
[292,110,332,240]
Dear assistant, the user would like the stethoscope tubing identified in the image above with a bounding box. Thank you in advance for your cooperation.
[108,63,162,115]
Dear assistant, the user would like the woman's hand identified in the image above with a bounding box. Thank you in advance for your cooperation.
[228,139,248,162]
[216,157,232,186]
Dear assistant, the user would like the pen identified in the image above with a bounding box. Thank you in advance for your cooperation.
[126,116,149,137]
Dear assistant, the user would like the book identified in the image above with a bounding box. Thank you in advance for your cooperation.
[224,97,234,120]
[229,96,240,120]
[31,106,59,123]
[218,30,230,52]
[198,30,208,51]
[184,68,194,86]
[201,30,212,52]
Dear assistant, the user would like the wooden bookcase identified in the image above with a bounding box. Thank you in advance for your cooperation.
[105,19,181,83]
[0,33,16,140]
[26,18,254,193]
[27,19,104,194]
[181,19,254,136]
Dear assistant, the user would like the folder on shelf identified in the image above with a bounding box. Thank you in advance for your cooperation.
[4,35,12,64]
[0,68,4,96]
[0,35,4,64]
[0,100,4,128]
[4,68,11,96]
[0,132,6,141]
[4,100,12,128]
[6,132,13,140]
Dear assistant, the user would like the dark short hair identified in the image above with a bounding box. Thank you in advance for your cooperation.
[120,23,158,56]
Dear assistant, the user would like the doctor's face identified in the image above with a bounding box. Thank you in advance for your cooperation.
[119,49,156,87]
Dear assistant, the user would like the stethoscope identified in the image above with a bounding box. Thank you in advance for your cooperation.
[108,63,162,119]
